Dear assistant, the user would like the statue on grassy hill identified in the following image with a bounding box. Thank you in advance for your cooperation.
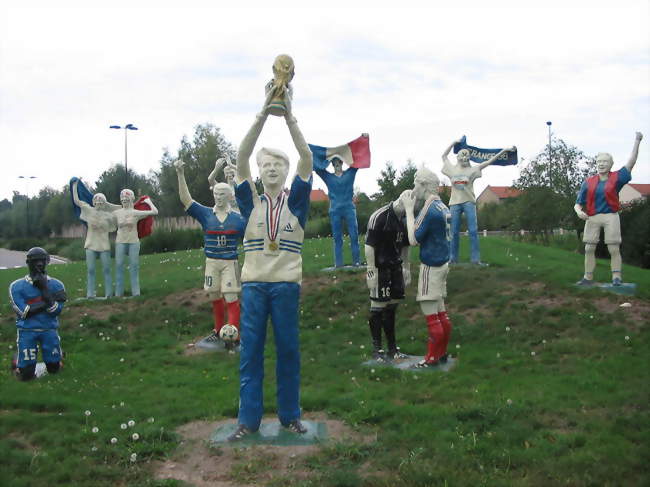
[228,57,313,441]
[574,131,643,286]
[175,156,246,351]
[402,167,453,367]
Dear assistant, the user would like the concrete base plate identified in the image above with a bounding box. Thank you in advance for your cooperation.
[209,421,327,447]
[362,354,458,372]
[575,281,636,296]
[321,265,365,273]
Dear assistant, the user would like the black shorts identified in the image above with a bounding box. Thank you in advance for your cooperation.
[369,265,405,302]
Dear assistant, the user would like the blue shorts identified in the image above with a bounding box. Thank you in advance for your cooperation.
[16,329,62,367]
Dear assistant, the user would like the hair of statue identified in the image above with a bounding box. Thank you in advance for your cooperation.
[596,152,614,164]
[213,182,234,197]
[92,193,107,205]
[415,166,440,187]
[256,147,290,169]
[120,189,135,200]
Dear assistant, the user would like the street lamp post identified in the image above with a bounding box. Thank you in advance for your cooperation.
[109,123,139,188]
[18,175,37,236]
[546,121,552,187]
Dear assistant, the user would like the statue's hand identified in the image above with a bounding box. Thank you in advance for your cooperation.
[366,267,378,290]
[174,159,185,172]
[283,84,294,117]
[509,145,517,152]
[224,164,236,181]
[576,209,589,221]
[401,189,415,212]
[636,132,643,142]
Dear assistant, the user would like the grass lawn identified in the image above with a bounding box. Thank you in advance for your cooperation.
[1,235,648,486]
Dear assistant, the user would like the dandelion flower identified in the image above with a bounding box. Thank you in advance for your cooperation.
[507,399,513,405]
[625,336,630,341]
[130,453,137,462]
[505,326,510,332]
[128,420,135,427]
[531,351,536,356]
[91,446,98,452]
[110,437,118,444]
[456,344,461,349]
[92,427,99,433]
[147,417,155,423]
[85,410,92,416]
[132,433,139,441]
[121,423,127,430]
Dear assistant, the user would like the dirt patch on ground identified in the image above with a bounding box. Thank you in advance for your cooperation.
[153,413,372,487]
[592,297,650,330]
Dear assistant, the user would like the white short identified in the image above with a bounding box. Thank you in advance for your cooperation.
[204,258,241,296]
[417,263,449,302]
[582,213,621,245]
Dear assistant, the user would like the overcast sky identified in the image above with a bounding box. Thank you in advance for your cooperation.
[1,0,648,204]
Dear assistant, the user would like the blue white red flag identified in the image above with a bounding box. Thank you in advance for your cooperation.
[309,133,371,171]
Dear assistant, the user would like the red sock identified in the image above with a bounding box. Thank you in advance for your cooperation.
[226,300,240,329]
[425,314,444,363]
[212,298,225,333]
[437,311,452,356]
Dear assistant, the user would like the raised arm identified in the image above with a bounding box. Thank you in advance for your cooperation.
[135,197,158,218]
[175,159,193,210]
[401,190,418,246]
[442,138,461,166]
[236,91,274,183]
[477,146,516,170]
[283,93,312,181]
[71,180,89,208]
[208,158,225,189]
[625,132,643,172]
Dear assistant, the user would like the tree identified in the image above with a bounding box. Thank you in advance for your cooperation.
[93,165,159,205]
[514,137,595,239]
[373,160,417,205]
[156,124,236,216]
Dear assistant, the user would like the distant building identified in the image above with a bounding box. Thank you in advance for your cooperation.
[310,189,329,202]
[620,183,650,205]
[476,186,522,207]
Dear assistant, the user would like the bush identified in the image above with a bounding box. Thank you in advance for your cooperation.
[140,228,204,254]
[620,198,650,268]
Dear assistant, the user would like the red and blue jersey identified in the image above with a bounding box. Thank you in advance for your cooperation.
[9,276,65,330]
[414,196,451,267]
[186,202,245,260]
[576,168,631,216]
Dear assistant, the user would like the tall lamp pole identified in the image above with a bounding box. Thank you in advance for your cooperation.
[18,175,37,236]
[546,121,552,187]
[109,123,139,188]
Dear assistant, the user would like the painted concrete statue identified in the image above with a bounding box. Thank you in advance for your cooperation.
[9,247,67,381]
[175,157,246,351]
[310,134,371,268]
[574,132,643,286]
[442,138,516,264]
[114,189,158,297]
[229,58,313,441]
[365,190,412,362]
[403,167,453,367]
[70,178,119,298]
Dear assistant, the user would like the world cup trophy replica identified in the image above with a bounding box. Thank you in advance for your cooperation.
[265,54,295,116]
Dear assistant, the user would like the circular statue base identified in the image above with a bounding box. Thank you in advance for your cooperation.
[362,354,457,372]
[209,421,327,447]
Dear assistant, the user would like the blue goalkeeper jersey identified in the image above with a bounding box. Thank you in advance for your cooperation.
[414,196,451,267]
[186,202,245,260]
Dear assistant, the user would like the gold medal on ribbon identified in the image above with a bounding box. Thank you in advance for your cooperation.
[269,241,279,251]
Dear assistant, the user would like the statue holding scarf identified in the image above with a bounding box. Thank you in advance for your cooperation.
[441,137,516,265]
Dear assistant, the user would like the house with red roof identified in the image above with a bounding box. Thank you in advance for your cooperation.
[476,186,522,207]
[310,189,329,202]
[620,183,650,205]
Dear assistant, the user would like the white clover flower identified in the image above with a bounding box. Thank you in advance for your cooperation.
[120,358,125,362]
[121,423,127,430]
[531,351,536,356]
[99,332,103,336]
[505,326,510,332]
[92,427,99,433]
[456,344,461,349]
[79,323,84,327]
[110,437,118,444]
[147,417,155,423]
[117,326,122,331]
[130,453,137,462]
[359,345,365,349]
[85,410,92,416]
[625,336,630,341]
[542,340,547,344]
[128,420,135,427]
[132,433,139,441]
[370,369,375,374]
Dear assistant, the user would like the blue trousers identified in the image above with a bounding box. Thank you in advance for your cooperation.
[330,205,360,267]
[115,242,141,297]
[16,329,62,367]
[238,282,301,431]
[450,201,480,263]
[86,249,112,298]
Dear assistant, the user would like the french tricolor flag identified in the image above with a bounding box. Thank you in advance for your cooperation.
[309,133,371,171]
